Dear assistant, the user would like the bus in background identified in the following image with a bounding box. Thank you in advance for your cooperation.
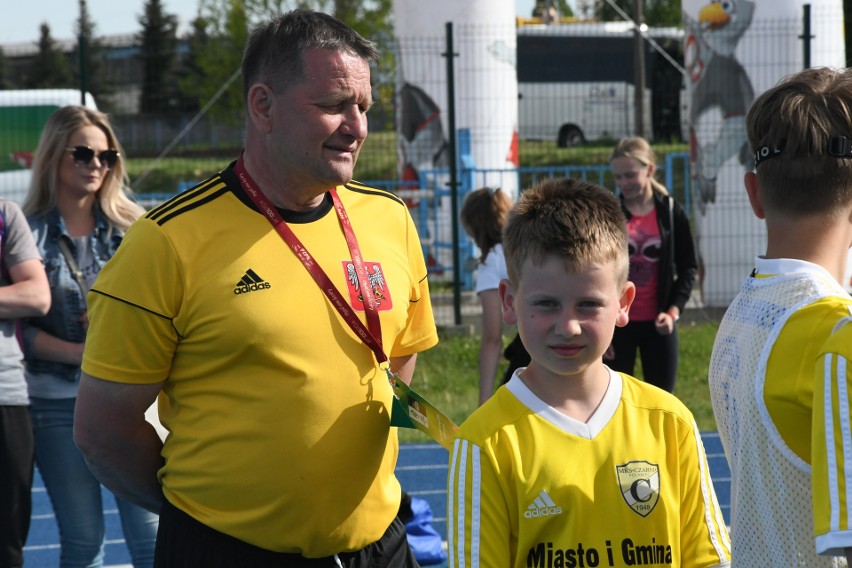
[517,21,685,146]
[0,89,97,203]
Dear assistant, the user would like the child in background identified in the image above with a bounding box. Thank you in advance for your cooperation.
[460,187,515,405]
[448,176,730,568]
[607,136,697,393]
[709,67,852,566]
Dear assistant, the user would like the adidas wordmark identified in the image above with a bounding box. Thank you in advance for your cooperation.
[524,490,564,519]
[234,268,271,294]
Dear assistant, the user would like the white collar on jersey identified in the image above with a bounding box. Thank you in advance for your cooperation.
[753,256,837,282]
[506,368,622,440]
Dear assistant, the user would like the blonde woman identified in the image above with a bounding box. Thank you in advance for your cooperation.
[22,105,155,567]
[608,137,697,393]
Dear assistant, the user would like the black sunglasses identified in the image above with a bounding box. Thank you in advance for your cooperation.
[66,146,120,169]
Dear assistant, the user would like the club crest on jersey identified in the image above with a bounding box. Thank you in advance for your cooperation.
[342,261,393,311]
[616,460,660,517]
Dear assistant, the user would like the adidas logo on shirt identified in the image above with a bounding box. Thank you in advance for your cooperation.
[234,269,271,294]
[524,490,564,519]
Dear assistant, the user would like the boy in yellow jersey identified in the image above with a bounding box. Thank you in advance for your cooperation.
[708,67,852,567]
[448,177,731,568]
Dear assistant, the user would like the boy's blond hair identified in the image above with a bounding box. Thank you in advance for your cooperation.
[503,177,628,285]
[747,66,852,216]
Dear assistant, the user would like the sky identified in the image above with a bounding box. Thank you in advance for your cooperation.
[0,0,548,45]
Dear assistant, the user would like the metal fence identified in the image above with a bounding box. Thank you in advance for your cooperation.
[1,7,845,323]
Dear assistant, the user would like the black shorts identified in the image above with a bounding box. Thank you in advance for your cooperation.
[154,499,420,568]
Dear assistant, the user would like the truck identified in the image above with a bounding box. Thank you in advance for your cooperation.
[517,21,685,146]
[0,89,97,203]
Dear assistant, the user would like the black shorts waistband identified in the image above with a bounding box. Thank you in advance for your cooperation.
[158,498,352,566]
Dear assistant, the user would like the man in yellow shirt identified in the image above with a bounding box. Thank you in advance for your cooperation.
[73,9,438,566]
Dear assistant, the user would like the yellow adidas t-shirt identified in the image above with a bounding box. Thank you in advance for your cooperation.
[448,370,731,568]
[82,164,438,556]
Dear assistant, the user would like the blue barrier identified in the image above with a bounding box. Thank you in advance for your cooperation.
[411,152,691,290]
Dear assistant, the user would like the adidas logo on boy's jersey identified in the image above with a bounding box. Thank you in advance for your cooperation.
[524,490,563,518]
[234,269,271,294]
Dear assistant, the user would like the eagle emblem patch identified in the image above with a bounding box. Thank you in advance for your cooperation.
[343,261,393,311]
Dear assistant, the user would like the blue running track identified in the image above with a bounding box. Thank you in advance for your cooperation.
[24,432,730,567]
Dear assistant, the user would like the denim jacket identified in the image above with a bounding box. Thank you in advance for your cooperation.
[23,207,123,384]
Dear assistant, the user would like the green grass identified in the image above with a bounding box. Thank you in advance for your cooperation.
[663,320,720,433]
[399,319,720,443]
[124,131,404,195]
[123,135,691,196]
[126,156,229,195]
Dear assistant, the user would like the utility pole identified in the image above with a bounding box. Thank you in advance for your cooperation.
[78,0,88,105]
[633,0,646,137]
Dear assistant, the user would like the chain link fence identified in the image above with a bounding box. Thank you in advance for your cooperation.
[0,8,844,323]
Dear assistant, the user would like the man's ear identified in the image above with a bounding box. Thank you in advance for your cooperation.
[246,83,275,134]
[616,281,636,328]
[498,279,517,325]
[744,171,766,220]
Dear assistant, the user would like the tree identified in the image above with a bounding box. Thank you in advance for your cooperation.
[73,0,112,106]
[180,0,249,123]
[642,0,680,27]
[320,0,396,130]
[173,15,209,113]
[0,46,11,89]
[324,0,393,38]
[594,0,681,27]
[26,23,73,88]
[177,0,399,124]
[137,0,180,113]
[532,0,574,19]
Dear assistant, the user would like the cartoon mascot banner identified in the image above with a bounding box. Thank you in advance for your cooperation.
[393,0,518,279]
[683,0,845,307]
[392,0,518,187]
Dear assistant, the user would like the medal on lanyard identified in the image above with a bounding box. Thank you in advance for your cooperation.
[386,369,458,451]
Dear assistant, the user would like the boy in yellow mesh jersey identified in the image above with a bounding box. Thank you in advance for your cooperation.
[709,67,852,567]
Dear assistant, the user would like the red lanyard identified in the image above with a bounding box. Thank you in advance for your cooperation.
[234,156,387,365]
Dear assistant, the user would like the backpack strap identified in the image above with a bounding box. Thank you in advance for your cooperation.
[667,195,675,269]
[57,236,88,298]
